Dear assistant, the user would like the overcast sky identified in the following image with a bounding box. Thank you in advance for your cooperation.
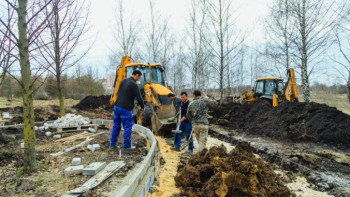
[82,0,273,78]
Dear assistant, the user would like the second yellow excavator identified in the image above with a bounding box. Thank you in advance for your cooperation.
[234,68,298,107]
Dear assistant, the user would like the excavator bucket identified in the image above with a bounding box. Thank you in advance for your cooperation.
[153,105,176,136]
[151,114,162,132]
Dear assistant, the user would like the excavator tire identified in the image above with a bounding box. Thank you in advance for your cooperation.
[141,104,153,127]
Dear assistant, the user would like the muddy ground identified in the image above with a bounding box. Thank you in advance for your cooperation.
[174,142,291,197]
[0,125,147,197]
[210,101,350,150]
[209,125,350,197]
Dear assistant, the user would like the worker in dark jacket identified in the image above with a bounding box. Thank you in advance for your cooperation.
[167,93,182,118]
[171,92,193,153]
[110,70,144,150]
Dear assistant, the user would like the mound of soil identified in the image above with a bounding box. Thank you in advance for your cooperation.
[210,101,350,149]
[74,95,112,110]
[175,142,291,197]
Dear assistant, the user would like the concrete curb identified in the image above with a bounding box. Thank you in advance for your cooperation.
[91,119,158,197]
[1,119,159,197]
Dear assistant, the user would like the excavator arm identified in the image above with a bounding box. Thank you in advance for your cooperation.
[284,68,298,102]
[110,56,132,105]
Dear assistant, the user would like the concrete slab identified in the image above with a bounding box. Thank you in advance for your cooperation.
[64,165,84,175]
[53,134,61,139]
[82,162,107,176]
[92,144,100,150]
[72,158,81,166]
[87,144,94,151]
[65,161,125,195]
[88,128,96,133]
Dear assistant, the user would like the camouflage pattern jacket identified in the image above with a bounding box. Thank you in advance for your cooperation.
[187,97,218,125]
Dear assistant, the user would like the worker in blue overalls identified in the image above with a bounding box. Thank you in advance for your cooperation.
[110,70,144,150]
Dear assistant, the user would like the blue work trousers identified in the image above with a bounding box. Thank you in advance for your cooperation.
[174,121,193,150]
[110,106,134,148]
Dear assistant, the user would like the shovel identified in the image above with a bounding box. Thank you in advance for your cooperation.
[180,128,193,150]
[171,112,182,134]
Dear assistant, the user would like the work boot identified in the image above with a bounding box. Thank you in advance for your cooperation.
[170,147,180,152]
[109,145,116,150]
[123,145,136,150]
[185,149,193,154]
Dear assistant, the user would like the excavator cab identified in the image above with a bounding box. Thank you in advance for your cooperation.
[254,78,284,99]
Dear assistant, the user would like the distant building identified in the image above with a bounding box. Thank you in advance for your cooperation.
[99,74,115,94]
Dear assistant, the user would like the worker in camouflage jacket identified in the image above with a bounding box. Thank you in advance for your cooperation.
[186,90,218,151]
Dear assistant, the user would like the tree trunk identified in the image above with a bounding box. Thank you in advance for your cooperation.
[347,71,350,104]
[57,76,65,116]
[18,0,37,172]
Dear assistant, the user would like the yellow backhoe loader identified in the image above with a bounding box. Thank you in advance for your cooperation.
[110,56,175,132]
[234,68,298,107]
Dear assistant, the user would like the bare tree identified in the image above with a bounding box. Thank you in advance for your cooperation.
[185,0,211,91]
[206,0,243,102]
[265,0,294,78]
[112,0,139,57]
[0,3,16,87]
[0,0,54,171]
[144,0,169,63]
[289,0,340,102]
[36,0,90,116]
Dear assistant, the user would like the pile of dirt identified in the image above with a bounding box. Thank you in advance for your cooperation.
[74,95,112,110]
[174,142,291,197]
[210,101,350,149]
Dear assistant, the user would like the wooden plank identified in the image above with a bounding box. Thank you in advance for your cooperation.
[50,138,94,157]
[56,124,99,132]
[56,131,106,143]
[65,161,126,195]
[55,132,92,142]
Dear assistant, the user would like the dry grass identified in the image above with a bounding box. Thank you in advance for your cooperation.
[0,97,80,109]
[298,91,350,115]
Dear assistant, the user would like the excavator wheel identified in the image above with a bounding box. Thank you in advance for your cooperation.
[141,104,153,127]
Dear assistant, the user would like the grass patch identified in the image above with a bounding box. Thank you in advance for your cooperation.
[16,167,24,177]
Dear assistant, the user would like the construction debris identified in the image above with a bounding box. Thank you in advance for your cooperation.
[45,132,52,137]
[50,138,94,157]
[64,161,125,196]
[72,158,82,166]
[82,162,107,176]
[55,131,105,143]
[92,144,100,150]
[53,134,61,139]
[175,142,291,197]
[87,127,96,133]
[64,165,84,175]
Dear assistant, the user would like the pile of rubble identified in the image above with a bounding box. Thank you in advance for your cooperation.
[35,113,90,131]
